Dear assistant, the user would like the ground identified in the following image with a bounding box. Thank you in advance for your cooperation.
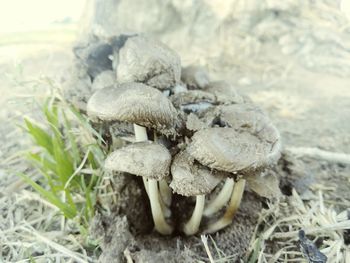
[1,1,350,262]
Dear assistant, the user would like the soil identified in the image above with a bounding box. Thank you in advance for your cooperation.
[91,172,262,262]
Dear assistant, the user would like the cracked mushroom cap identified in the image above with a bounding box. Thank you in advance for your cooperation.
[206,104,281,144]
[87,82,181,135]
[116,36,181,90]
[187,127,281,175]
[105,141,171,180]
[170,151,222,196]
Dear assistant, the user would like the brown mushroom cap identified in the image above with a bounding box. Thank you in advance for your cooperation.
[187,127,281,175]
[170,151,222,196]
[87,82,181,135]
[105,141,171,180]
[204,81,244,104]
[116,36,181,90]
[181,65,210,89]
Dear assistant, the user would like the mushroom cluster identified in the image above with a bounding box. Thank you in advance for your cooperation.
[85,35,282,236]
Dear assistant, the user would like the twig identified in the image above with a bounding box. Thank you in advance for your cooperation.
[286,146,350,164]
[201,235,215,263]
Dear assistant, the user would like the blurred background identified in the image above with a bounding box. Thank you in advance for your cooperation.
[1,0,350,159]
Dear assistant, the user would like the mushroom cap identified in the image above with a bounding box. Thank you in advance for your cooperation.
[188,104,281,145]
[207,104,281,145]
[181,65,210,89]
[105,141,171,180]
[187,127,281,175]
[170,151,222,196]
[204,81,244,104]
[87,82,181,135]
[116,36,181,90]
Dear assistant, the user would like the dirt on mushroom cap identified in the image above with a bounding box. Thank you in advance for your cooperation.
[208,104,282,161]
[86,83,181,135]
[188,127,278,174]
[105,141,171,180]
[116,35,181,90]
[170,151,223,196]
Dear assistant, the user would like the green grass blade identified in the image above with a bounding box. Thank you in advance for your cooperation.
[17,172,76,218]
[52,137,74,185]
[62,110,81,164]
[24,118,53,156]
[26,152,57,175]
[69,106,106,145]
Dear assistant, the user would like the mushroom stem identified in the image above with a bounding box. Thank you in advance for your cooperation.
[133,124,148,142]
[148,179,174,235]
[143,178,171,218]
[204,179,246,234]
[204,178,234,216]
[183,195,205,235]
[134,123,171,230]
[159,179,172,207]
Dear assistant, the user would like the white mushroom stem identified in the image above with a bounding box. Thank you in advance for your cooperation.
[153,131,172,208]
[134,124,148,141]
[148,179,174,235]
[143,178,171,218]
[204,178,234,216]
[133,124,172,233]
[159,180,172,207]
[205,179,246,234]
[134,124,150,197]
[183,195,205,236]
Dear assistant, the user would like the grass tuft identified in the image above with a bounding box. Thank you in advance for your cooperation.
[20,95,107,229]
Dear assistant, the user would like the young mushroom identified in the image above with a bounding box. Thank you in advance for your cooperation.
[87,82,182,234]
[105,141,173,235]
[170,151,222,235]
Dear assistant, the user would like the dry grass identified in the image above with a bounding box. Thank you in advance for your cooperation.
[200,186,350,263]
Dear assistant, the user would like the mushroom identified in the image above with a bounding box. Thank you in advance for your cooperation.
[116,36,181,90]
[170,151,222,235]
[187,125,281,233]
[87,82,181,234]
[181,65,210,89]
[105,141,173,234]
[87,82,181,136]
